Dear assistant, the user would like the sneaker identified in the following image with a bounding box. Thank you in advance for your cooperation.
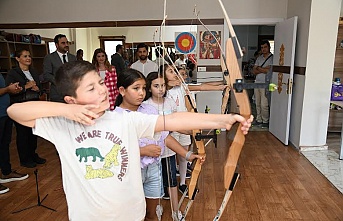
[162,190,170,200]
[172,211,184,221]
[252,121,262,127]
[156,204,163,221]
[176,170,191,179]
[0,171,29,184]
[178,184,188,197]
[187,162,192,173]
[33,155,46,164]
[261,123,269,128]
[0,184,9,194]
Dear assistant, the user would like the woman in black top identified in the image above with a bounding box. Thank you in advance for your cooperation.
[6,49,46,168]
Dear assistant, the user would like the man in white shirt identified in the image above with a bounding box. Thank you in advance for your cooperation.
[131,43,158,77]
[252,40,273,128]
[174,53,186,68]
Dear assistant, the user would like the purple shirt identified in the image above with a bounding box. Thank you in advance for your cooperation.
[115,103,168,168]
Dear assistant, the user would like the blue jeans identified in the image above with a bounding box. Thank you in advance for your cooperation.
[141,162,163,199]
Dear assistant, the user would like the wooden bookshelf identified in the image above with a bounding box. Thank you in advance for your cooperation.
[329,23,343,132]
[0,41,48,76]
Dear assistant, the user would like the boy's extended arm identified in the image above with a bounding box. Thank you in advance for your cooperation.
[7,101,99,128]
[155,112,252,134]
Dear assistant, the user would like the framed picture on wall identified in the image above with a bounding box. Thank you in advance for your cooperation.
[199,31,221,59]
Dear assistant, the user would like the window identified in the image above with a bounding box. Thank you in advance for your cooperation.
[48,42,55,53]
[99,36,126,60]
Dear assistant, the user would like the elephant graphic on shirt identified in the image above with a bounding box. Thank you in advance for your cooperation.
[76,147,104,162]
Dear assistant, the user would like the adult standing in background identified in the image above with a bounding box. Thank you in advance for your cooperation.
[154,46,168,67]
[174,53,186,68]
[111,44,126,76]
[92,48,119,110]
[130,43,158,77]
[6,49,45,168]
[76,49,84,61]
[0,74,28,194]
[43,34,76,102]
[252,40,273,128]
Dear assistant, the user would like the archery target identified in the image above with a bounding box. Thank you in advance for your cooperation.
[175,32,197,54]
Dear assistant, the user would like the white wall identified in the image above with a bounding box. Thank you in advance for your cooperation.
[299,0,341,148]
[287,0,312,148]
[0,0,287,23]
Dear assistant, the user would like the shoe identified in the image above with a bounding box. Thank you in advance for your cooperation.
[178,184,188,197]
[162,190,170,200]
[0,184,9,194]
[33,155,46,164]
[261,123,269,128]
[252,121,262,127]
[176,170,191,179]
[187,162,192,173]
[172,210,184,221]
[0,171,29,184]
[156,204,163,221]
[20,161,36,168]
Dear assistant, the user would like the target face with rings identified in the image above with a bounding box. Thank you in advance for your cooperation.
[175,32,196,54]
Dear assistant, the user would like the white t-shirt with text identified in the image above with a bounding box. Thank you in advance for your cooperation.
[33,111,158,221]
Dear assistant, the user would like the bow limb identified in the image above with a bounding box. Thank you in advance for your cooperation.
[217,0,251,188]
[223,39,251,188]
[214,1,251,220]
[185,96,205,200]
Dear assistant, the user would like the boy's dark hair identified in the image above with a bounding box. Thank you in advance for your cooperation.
[260,39,271,49]
[145,71,166,100]
[55,61,96,98]
[115,68,146,107]
[136,43,148,51]
[54,34,67,44]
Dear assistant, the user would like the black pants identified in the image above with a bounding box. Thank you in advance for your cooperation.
[0,116,13,175]
[13,121,38,164]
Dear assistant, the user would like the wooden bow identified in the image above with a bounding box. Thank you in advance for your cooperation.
[174,91,206,220]
[214,0,251,220]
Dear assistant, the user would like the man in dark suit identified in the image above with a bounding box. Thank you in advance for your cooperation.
[111,44,126,76]
[43,34,76,102]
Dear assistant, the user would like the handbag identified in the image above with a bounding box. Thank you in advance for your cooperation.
[331,83,343,101]
[22,89,40,102]
[18,70,40,102]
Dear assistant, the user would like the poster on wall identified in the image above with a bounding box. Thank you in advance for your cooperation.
[199,31,221,59]
[174,32,197,54]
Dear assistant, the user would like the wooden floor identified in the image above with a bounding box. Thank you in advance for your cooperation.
[1,129,343,221]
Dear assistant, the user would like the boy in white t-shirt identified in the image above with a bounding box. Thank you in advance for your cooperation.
[7,61,252,221]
